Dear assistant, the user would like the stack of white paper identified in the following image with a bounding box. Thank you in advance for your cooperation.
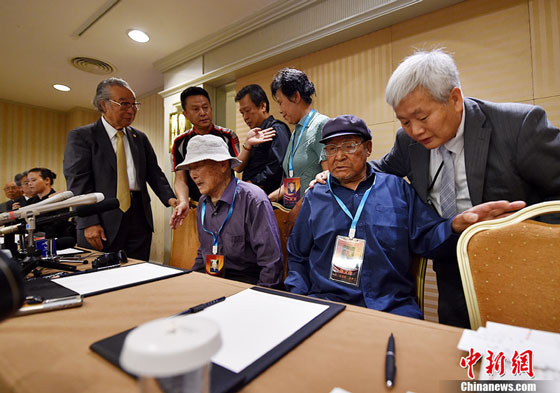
[458,322,560,380]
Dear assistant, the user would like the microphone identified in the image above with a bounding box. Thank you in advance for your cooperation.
[0,193,105,226]
[0,191,74,225]
[0,198,119,235]
[21,191,74,210]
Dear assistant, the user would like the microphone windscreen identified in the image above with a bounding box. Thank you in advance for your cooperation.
[75,198,120,217]
[0,253,24,321]
[55,237,77,250]
[22,190,74,209]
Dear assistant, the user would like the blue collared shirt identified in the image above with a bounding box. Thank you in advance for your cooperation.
[285,164,458,318]
[194,177,284,287]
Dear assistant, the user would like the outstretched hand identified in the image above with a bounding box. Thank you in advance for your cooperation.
[169,200,189,229]
[245,127,276,147]
[451,200,526,233]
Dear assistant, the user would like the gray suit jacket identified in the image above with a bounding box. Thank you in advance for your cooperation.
[63,118,175,246]
[373,97,560,209]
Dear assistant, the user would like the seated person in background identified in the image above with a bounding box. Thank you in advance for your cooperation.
[12,172,32,209]
[285,115,524,318]
[170,86,240,229]
[26,168,74,240]
[176,134,284,288]
[0,181,25,213]
[234,84,291,195]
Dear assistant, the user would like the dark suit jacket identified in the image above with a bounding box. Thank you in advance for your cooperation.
[373,97,560,209]
[63,118,175,246]
[0,196,26,213]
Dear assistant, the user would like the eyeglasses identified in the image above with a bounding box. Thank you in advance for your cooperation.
[108,99,142,111]
[324,141,365,156]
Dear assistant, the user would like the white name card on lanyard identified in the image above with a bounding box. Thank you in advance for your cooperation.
[326,174,375,286]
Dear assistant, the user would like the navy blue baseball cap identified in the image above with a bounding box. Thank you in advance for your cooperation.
[320,115,372,143]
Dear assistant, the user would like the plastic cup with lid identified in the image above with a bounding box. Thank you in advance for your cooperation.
[120,315,222,393]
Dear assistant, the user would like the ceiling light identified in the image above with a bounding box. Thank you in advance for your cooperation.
[128,29,149,43]
[53,84,71,92]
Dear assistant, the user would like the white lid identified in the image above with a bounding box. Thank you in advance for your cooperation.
[120,316,221,377]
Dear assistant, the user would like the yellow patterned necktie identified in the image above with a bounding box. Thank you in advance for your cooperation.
[116,130,131,212]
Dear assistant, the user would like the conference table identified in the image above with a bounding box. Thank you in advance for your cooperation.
[0,263,467,392]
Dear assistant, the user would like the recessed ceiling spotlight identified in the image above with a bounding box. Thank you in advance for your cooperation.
[128,29,149,43]
[53,84,71,92]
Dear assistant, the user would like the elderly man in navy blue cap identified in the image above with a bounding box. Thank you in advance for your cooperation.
[285,115,524,318]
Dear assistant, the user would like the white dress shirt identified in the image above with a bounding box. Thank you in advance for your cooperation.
[428,102,472,216]
[102,116,139,191]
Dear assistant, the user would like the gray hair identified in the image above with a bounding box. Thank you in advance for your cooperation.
[93,77,133,112]
[385,48,461,108]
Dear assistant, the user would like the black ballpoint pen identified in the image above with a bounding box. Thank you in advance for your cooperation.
[385,333,396,388]
[177,296,226,316]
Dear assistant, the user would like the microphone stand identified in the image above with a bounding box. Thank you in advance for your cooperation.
[19,210,78,277]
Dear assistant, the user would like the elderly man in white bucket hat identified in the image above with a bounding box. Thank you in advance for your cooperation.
[176,134,283,288]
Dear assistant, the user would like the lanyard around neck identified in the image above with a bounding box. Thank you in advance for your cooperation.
[200,178,239,254]
[326,173,375,239]
[288,109,316,177]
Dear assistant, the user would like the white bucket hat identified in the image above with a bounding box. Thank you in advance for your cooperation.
[176,134,242,170]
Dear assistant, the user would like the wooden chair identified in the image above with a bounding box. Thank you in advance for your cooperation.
[169,202,200,270]
[271,200,303,279]
[410,255,428,313]
[457,201,560,332]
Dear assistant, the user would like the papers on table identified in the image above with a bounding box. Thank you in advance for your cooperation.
[52,262,184,296]
[56,247,87,256]
[458,321,560,380]
[195,288,329,373]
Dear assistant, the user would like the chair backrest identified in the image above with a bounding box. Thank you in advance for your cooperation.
[410,255,428,313]
[272,200,303,279]
[457,201,560,332]
[169,205,200,270]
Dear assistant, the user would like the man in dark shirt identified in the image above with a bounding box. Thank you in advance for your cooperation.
[234,84,291,195]
[170,86,239,229]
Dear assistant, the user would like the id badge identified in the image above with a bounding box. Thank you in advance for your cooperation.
[206,254,225,277]
[329,235,365,286]
[283,177,301,208]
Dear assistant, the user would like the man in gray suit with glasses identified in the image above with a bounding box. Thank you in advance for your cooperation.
[314,49,560,327]
[375,49,560,328]
[64,78,176,261]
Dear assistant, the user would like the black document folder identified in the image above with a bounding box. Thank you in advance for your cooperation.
[24,277,79,299]
[90,287,346,393]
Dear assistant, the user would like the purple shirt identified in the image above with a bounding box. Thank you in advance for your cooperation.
[194,177,284,287]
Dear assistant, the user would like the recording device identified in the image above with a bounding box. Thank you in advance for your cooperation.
[92,250,128,270]
[0,252,25,322]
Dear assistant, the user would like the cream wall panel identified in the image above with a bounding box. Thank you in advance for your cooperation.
[65,108,99,133]
[134,92,172,264]
[368,121,395,160]
[301,28,393,126]
[530,0,560,98]
[0,100,67,188]
[535,96,560,128]
[391,0,533,103]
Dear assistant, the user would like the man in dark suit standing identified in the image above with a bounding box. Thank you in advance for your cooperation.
[63,78,176,261]
[372,49,560,327]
